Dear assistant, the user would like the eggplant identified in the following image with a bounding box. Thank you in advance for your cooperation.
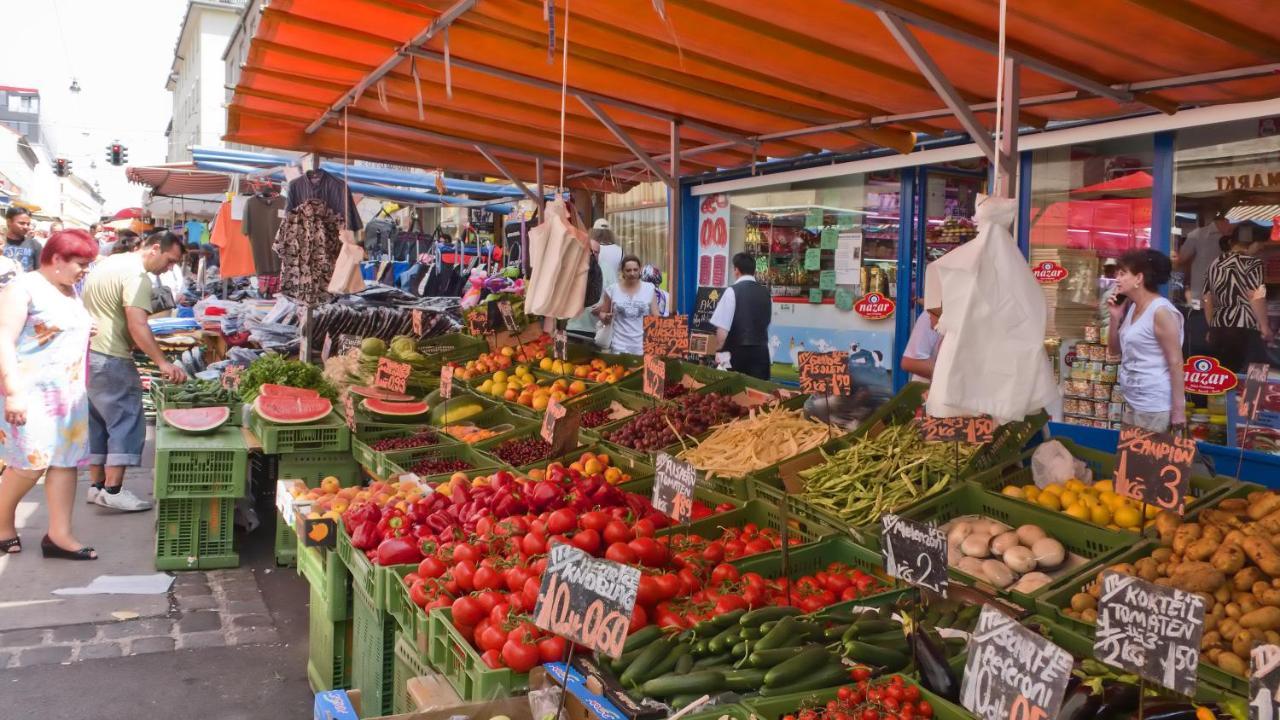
[903,615,959,702]
[1095,681,1141,719]
[1135,702,1202,720]
[1057,677,1102,720]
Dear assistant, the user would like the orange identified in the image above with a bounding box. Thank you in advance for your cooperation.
[532,395,549,411]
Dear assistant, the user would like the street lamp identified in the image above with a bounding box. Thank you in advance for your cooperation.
[69,78,81,94]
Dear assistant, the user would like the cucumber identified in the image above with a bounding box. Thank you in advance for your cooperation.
[623,626,663,654]
[740,606,801,627]
[730,640,749,658]
[647,642,691,679]
[692,639,711,656]
[823,623,854,641]
[763,646,832,688]
[620,637,673,687]
[707,626,741,655]
[640,670,725,698]
[759,621,777,635]
[758,663,850,696]
[748,646,807,668]
[674,654,694,675]
[935,610,957,627]
[722,668,768,692]
[794,621,827,642]
[752,617,798,653]
[740,627,763,642]
[856,630,909,648]
[850,619,902,636]
[815,608,858,624]
[611,646,645,674]
[669,694,702,710]
[692,652,733,669]
[711,609,748,629]
[844,641,909,671]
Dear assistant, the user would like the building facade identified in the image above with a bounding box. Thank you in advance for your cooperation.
[165,0,246,162]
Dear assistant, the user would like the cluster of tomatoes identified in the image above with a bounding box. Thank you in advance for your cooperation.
[784,675,936,720]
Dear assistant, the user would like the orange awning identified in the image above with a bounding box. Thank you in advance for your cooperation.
[226,0,1280,188]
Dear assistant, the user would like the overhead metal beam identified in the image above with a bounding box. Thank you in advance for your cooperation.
[475,145,541,206]
[877,11,995,160]
[579,97,676,188]
[343,114,598,172]
[1123,0,1280,61]
[668,120,681,312]
[304,0,476,134]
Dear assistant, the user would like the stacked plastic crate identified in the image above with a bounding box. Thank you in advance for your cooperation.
[153,425,248,571]
[266,411,358,567]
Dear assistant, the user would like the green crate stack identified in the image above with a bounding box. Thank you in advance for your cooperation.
[351,584,397,718]
[277,450,361,488]
[299,543,351,622]
[386,568,434,666]
[154,425,248,499]
[391,633,435,715]
[155,496,238,571]
[249,409,350,454]
[274,516,297,566]
[337,525,416,612]
[428,608,529,701]
[307,581,353,692]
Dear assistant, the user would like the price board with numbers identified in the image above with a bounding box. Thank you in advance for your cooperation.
[497,300,519,332]
[642,315,690,357]
[374,357,411,394]
[1114,424,1195,514]
[652,452,697,523]
[643,354,665,398]
[797,351,850,395]
[533,543,640,658]
[1252,644,1280,720]
[879,514,947,596]
[916,415,997,444]
[540,398,579,457]
[439,365,454,400]
[961,606,1073,720]
[467,311,489,336]
[1094,570,1204,696]
[342,392,357,432]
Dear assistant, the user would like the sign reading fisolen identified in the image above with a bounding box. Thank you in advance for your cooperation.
[533,542,641,659]
[643,355,665,399]
[880,514,948,596]
[643,315,690,357]
[374,357,411,394]
[652,452,697,524]
[797,351,851,396]
[917,415,997,444]
[1250,643,1280,720]
[439,365,454,400]
[1114,424,1195,515]
[960,605,1073,720]
[497,300,519,333]
[1094,570,1205,697]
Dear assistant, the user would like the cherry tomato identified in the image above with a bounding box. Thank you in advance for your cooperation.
[903,685,920,703]
[605,542,639,565]
[916,701,933,718]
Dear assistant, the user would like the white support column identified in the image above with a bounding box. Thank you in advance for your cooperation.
[668,120,681,313]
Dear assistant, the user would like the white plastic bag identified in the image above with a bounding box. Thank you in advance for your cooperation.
[925,196,1061,424]
[1030,440,1090,488]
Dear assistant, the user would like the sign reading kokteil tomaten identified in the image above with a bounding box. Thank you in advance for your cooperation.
[797,351,851,395]
[854,292,895,320]
[1032,261,1069,284]
[961,606,1073,720]
[533,542,640,659]
[643,315,689,357]
[1094,570,1204,697]
[1183,355,1239,395]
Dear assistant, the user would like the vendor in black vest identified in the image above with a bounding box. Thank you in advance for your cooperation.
[710,253,773,380]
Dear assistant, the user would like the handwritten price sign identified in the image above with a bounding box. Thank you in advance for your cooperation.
[917,415,997,444]
[880,514,947,596]
[497,300,519,333]
[553,329,568,362]
[342,392,357,432]
[411,309,424,337]
[1241,363,1271,422]
[467,311,488,336]
[1114,424,1195,514]
[797,351,851,395]
[541,399,580,457]
[374,357,411,394]
[1094,571,1204,697]
[439,365,454,400]
[643,354,665,399]
[653,452,697,524]
[643,315,690,357]
[1251,644,1280,720]
[533,543,640,658]
[960,606,1073,720]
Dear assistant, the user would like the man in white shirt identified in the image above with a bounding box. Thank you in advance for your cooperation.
[900,309,943,382]
[709,253,772,379]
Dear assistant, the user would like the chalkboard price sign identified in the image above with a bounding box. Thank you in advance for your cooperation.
[1114,424,1196,514]
[497,300,519,333]
[1094,570,1204,697]
[533,542,641,658]
[374,357,411,394]
[643,315,690,357]
[467,311,488,336]
[880,514,948,596]
[653,452,697,523]
[337,334,363,358]
[342,392,357,433]
[1251,644,1280,720]
[553,329,568,362]
[541,399,580,458]
[643,354,665,399]
[797,351,851,396]
[961,605,1073,720]
[917,415,997,444]
[691,287,721,333]
[1241,363,1270,422]
[439,365,454,400]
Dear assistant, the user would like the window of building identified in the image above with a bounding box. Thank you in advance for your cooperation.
[604,181,668,282]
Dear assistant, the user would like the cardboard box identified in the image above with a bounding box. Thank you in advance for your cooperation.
[314,689,360,720]
[569,656,666,720]
[365,694,533,720]
[405,673,460,713]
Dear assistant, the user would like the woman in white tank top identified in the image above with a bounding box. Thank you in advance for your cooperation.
[1106,249,1186,432]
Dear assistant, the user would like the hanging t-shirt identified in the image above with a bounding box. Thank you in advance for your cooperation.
[241,194,285,275]
[287,170,362,230]
[183,220,209,246]
[209,202,255,278]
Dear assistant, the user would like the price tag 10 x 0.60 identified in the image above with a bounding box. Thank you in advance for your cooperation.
[652,452,697,524]
[1114,424,1195,514]
[917,415,997,444]
[1251,644,1280,720]
[1094,570,1205,697]
[797,351,851,396]
[439,365,454,400]
[532,543,640,659]
[879,514,947,596]
[643,354,666,399]
[960,605,1073,720]
[374,357,411,394]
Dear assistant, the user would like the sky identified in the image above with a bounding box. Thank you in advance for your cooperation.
[0,0,188,212]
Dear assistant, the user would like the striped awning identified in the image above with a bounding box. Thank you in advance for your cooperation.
[1226,204,1280,224]
[125,165,232,197]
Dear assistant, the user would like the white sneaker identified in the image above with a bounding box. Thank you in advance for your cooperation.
[86,486,100,504]
[94,489,153,512]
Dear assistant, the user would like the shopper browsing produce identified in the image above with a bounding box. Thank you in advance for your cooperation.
[900,309,943,382]
[0,230,99,560]
[1203,229,1272,373]
[710,252,773,380]
[1107,249,1186,432]
[593,254,658,356]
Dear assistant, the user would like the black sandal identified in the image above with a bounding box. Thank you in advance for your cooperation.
[40,535,96,561]
[0,536,20,554]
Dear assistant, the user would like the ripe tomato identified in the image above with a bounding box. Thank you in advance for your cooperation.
[632,518,656,538]
[628,537,667,567]
[903,685,920,703]
[580,510,610,533]
[653,573,681,600]
[861,709,879,720]
[571,528,602,555]
[489,602,512,626]
[602,519,633,545]
[636,575,662,607]
[452,543,481,564]
[481,648,502,669]
[700,542,725,564]
[605,542,639,565]
[710,563,740,585]
[476,622,508,653]
[714,595,747,614]
[505,566,533,593]
[837,687,853,702]
[451,595,485,627]
[418,556,446,579]
[520,532,547,556]
[452,561,477,592]
[629,603,647,634]
[916,701,933,718]
[547,508,576,535]
[473,566,503,592]
[537,634,567,663]
[408,580,431,608]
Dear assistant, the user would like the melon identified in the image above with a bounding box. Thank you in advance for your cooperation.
[162,406,230,434]
[348,385,414,402]
[258,384,321,399]
[362,398,430,418]
[254,394,333,424]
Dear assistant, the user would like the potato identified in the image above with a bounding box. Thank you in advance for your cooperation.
[1219,498,1250,515]
[1032,538,1067,569]
[1015,524,1047,546]
[1202,631,1222,648]
[1226,602,1242,618]
[1154,511,1181,544]
[1259,588,1280,607]
[1216,586,1233,604]
[1243,536,1280,576]
[1235,567,1264,592]
[1186,537,1219,563]
[1004,546,1036,574]
[1168,561,1227,593]
[1220,619,1243,638]
[1211,544,1245,574]
[1134,557,1160,582]
[1223,530,1247,548]
[1217,651,1249,676]
[1241,596,1261,614]
[1173,524,1203,555]
[1233,629,1259,658]
[947,521,974,547]
[1081,608,1097,623]
[1152,547,1174,564]
[1249,494,1280,520]
[1241,607,1280,630]
[1205,614,1219,632]
[1019,572,1053,593]
[1206,648,1223,663]
[1071,593,1097,612]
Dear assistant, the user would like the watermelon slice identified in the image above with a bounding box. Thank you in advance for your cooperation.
[348,385,414,402]
[162,406,230,434]
[362,398,430,418]
[254,394,333,424]
[259,384,321,399]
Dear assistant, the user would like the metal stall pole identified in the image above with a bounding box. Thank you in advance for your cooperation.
[668,120,681,313]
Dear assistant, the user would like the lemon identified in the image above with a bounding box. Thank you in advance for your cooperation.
[1023,486,1041,502]
[1090,504,1113,526]
[1099,491,1122,510]
[1065,503,1090,521]
[479,380,494,394]
[1144,504,1161,519]
[1065,479,1085,492]
[491,382,508,397]
[492,370,509,384]
[1094,479,1115,493]
[1080,494,1099,510]
[1002,485,1026,499]
[1059,490,1079,508]
[1042,483,1063,496]
[1113,505,1142,529]
[1037,493,1062,512]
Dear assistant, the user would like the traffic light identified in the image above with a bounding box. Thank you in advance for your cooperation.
[53,158,71,177]
[106,143,127,166]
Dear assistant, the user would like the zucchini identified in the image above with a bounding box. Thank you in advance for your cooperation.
[647,642,692,679]
[740,606,801,627]
[748,646,807,668]
[640,670,725,698]
[722,667,768,692]
[752,617,798,653]
[764,646,832,688]
[844,641,908,671]
[692,652,733,669]
[620,637,673,687]
[759,663,850,696]
[623,626,663,654]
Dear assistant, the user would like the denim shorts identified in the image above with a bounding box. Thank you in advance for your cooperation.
[87,351,145,467]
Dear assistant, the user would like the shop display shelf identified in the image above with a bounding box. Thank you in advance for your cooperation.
[381,443,503,480]
[278,450,362,488]
[475,426,588,473]
[351,426,455,478]
[967,436,1238,524]
[428,608,529,702]
[730,534,911,613]
[892,483,1133,610]
[150,383,243,427]
[741,678,972,720]
[352,584,397,718]
[153,426,248,500]
[155,496,238,571]
[299,543,351,622]
[391,632,436,715]
[307,581,353,693]
[274,511,297,567]
[655,498,833,547]
[249,409,350,454]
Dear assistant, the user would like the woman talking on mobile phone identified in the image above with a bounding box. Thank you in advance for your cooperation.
[1106,249,1186,433]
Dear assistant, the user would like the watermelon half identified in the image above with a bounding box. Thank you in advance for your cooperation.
[163,406,230,434]
[258,384,321,399]
[361,398,430,418]
[348,385,414,402]
[254,394,333,424]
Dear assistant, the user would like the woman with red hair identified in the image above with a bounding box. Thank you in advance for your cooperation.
[0,229,99,559]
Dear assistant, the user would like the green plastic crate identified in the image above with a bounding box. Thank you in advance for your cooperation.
[615,356,729,397]
[438,405,537,446]
[475,426,590,472]
[428,608,529,701]
[151,383,243,427]
[352,425,452,477]
[308,582,352,692]
[562,386,656,433]
[382,443,502,479]
[700,373,809,412]
[681,704,754,720]
[751,481,857,538]
[155,497,238,571]
[418,332,487,359]
[656,498,831,547]
[277,450,361,488]
[154,425,248,499]
[352,584,397,718]
[392,633,436,715]
[274,511,297,567]
[730,534,909,613]
[249,409,350,454]
[386,566,423,638]
[895,483,1133,610]
[742,679,972,720]
[299,543,351,622]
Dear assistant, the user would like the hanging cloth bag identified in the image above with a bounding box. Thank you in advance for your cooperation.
[327,237,366,295]
[525,197,591,320]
